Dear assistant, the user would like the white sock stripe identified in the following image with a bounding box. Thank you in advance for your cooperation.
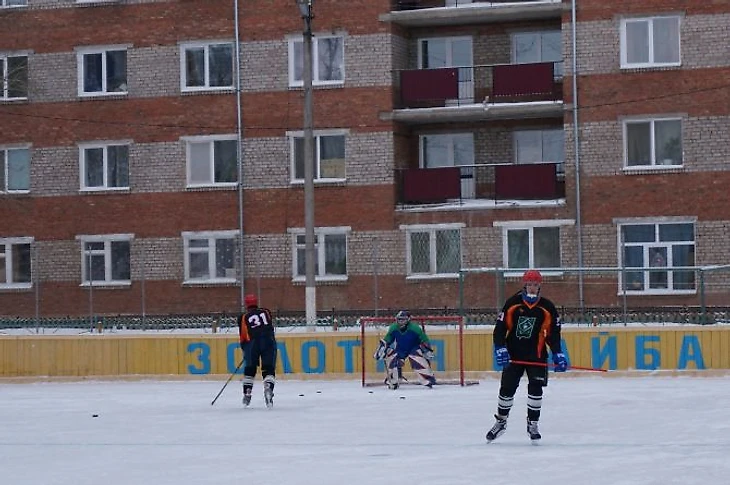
[263,375,275,384]
[498,396,514,408]
[242,376,254,386]
[527,395,542,409]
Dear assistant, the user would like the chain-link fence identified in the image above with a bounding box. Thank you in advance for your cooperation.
[458,265,730,326]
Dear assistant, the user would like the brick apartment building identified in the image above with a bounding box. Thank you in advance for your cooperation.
[1,0,728,319]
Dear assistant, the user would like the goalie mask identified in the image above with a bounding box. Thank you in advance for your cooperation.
[395,310,411,329]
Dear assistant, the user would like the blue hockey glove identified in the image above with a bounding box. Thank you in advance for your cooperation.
[420,343,435,361]
[494,346,510,367]
[552,352,568,372]
[373,339,388,361]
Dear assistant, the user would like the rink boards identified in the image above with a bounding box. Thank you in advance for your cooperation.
[1,326,729,378]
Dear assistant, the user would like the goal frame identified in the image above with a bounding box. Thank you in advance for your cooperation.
[359,315,471,387]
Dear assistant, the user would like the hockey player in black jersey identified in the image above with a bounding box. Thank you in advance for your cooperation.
[485,269,567,443]
[238,294,277,408]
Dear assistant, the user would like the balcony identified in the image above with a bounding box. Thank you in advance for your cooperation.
[395,162,565,207]
[383,0,564,27]
[385,62,564,124]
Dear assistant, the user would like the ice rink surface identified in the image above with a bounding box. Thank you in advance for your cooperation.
[2,376,729,485]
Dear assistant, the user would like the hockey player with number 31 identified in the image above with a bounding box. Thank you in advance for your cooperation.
[373,310,436,389]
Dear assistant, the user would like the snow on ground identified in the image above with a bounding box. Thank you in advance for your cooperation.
[1,376,729,485]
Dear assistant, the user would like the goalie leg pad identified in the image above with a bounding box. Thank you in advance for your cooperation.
[407,353,436,387]
[384,351,400,389]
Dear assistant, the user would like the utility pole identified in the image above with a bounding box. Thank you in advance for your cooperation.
[296,0,317,330]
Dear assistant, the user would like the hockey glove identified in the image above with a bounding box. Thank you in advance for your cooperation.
[494,346,510,367]
[373,339,388,361]
[420,343,435,361]
[552,352,568,372]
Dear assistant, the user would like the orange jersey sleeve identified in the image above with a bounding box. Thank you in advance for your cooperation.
[238,314,251,344]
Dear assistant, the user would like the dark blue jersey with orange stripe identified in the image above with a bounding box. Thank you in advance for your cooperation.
[494,291,562,362]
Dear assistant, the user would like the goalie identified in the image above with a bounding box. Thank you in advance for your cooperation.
[373,310,436,389]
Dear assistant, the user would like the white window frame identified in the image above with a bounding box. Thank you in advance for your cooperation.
[494,219,574,277]
[0,237,33,289]
[1,1,28,8]
[620,16,681,69]
[417,36,474,103]
[511,30,563,78]
[288,226,350,282]
[78,141,131,192]
[288,34,345,87]
[180,41,235,92]
[400,223,464,279]
[183,134,239,188]
[287,129,347,183]
[77,234,133,287]
[76,45,129,97]
[1,53,29,100]
[617,219,696,295]
[513,128,565,175]
[622,117,683,169]
[182,230,238,284]
[1,145,31,194]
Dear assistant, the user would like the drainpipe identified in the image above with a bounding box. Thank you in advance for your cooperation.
[571,0,585,313]
[234,0,246,310]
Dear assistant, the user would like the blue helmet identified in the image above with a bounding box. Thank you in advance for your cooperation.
[395,310,411,328]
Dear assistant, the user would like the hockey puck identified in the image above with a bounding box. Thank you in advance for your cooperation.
[399,396,406,400]
[92,414,99,418]
[368,391,374,394]
[316,390,322,394]
[299,394,305,397]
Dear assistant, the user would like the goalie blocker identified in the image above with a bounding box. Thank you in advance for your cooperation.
[361,314,478,387]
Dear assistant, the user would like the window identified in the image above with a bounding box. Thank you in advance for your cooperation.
[181,42,233,91]
[420,133,475,198]
[291,132,346,182]
[1,54,28,99]
[185,135,238,187]
[621,16,681,68]
[0,238,32,288]
[506,226,560,270]
[77,47,127,96]
[79,235,132,285]
[1,147,30,193]
[514,129,564,174]
[79,143,129,190]
[418,36,473,103]
[1,0,27,7]
[624,118,682,167]
[183,231,237,283]
[512,31,563,77]
[403,224,462,277]
[291,227,349,281]
[619,222,695,293]
[289,34,344,87]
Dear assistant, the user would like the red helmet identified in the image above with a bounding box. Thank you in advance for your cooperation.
[522,269,543,285]
[244,294,258,308]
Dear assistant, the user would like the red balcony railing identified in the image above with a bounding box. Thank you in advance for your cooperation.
[391,0,542,10]
[396,162,565,205]
[396,62,563,109]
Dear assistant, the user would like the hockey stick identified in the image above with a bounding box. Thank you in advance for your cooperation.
[211,359,244,406]
[509,359,607,373]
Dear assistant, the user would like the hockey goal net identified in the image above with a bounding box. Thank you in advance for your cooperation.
[359,315,478,387]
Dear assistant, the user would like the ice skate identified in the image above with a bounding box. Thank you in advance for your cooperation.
[486,414,507,442]
[264,387,274,408]
[527,418,541,443]
[242,390,252,407]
